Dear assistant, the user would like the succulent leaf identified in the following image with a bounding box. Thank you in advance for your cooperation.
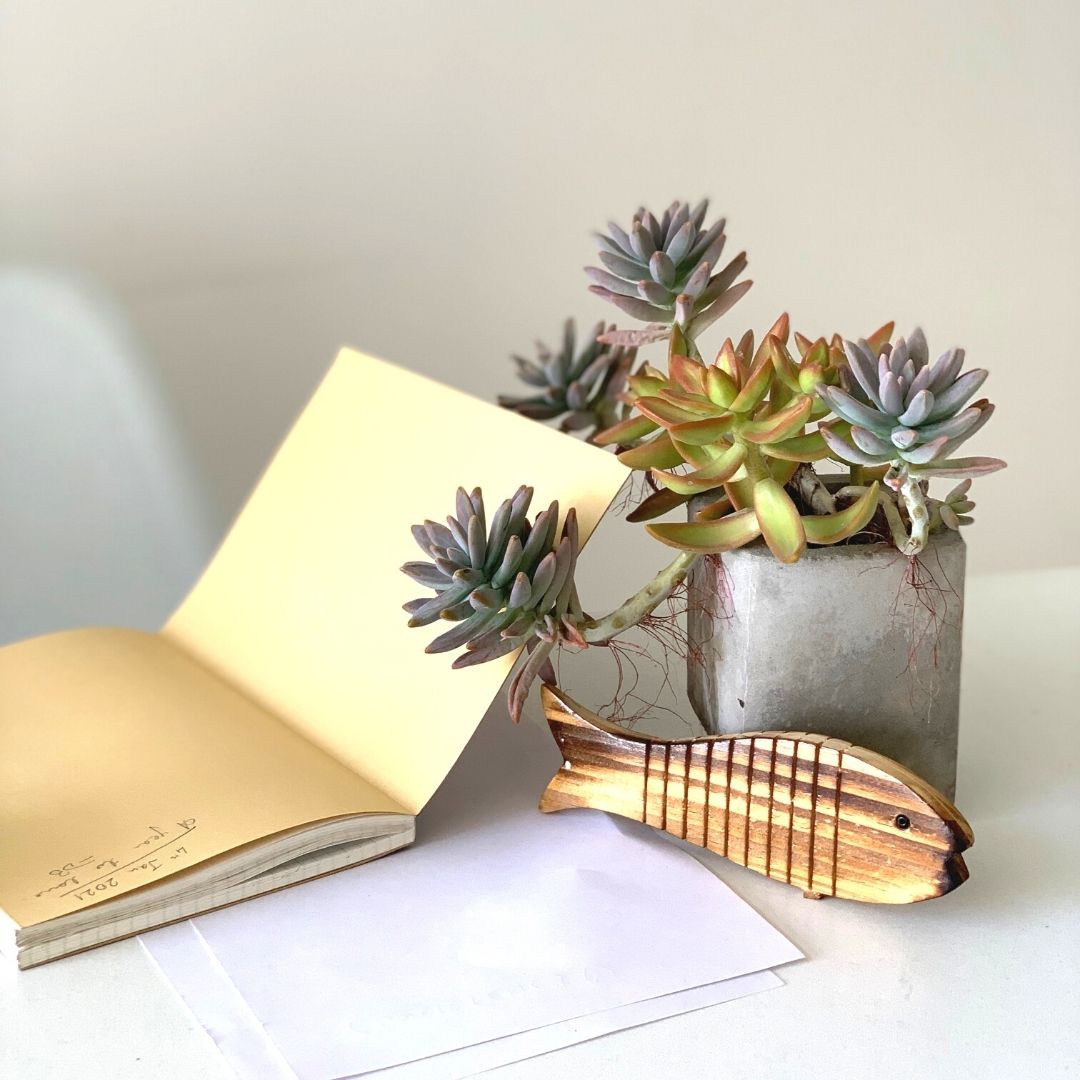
[728,352,774,413]
[753,478,806,563]
[669,352,709,395]
[593,413,658,447]
[692,492,734,520]
[801,482,880,544]
[909,456,1007,478]
[650,442,747,494]
[625,486,695,523]
[634,395,704,427]
[646,507,762,554]
[760,428,835,463]
[819,423,893,466]
[739,395,813,444]
[668,414,738,446]
[616,431,685,470]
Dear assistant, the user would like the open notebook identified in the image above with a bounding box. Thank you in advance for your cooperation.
[0,349,627,969]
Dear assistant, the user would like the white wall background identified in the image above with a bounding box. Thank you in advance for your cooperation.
[2,0,1076,578]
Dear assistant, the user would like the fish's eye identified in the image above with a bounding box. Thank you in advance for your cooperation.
[894,814,911,830]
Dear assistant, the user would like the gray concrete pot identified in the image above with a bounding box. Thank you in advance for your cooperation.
[686,510,966,799]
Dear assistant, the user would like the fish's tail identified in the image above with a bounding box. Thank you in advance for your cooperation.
[538,685,640,817]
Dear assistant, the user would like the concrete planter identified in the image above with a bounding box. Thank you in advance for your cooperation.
[686,509,966,799]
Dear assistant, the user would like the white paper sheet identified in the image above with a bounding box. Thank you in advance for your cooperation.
[142,703,801,1079]
[146,919,783,1080]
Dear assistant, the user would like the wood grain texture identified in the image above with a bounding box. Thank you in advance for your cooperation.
[539,686,973,904]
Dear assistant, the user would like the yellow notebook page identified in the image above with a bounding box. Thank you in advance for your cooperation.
[0,627,400,927]
[164,349,628,815]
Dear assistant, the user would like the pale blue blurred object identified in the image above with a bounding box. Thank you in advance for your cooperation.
[0,267,214,643]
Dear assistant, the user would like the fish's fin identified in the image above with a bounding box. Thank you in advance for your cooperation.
[540,684,645,741]
[538,685,641,815]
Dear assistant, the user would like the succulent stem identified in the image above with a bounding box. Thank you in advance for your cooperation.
[788,462,837,515]
[740,441,770,485]
[879,490,912,551]
[582,550,699,644]
[892,468,929,556]
[835,485,911,551]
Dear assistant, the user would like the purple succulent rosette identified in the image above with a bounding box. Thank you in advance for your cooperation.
[402,486,587,722]
[585,200,751,341]
[498,319,634,441]
[819,329,1005,553]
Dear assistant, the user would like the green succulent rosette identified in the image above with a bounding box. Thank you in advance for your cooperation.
[594,318,881,564]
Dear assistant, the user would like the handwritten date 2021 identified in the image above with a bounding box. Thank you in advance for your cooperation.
[33,818,198,904]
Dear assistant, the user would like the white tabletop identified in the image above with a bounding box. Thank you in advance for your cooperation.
[4,566,1078,1080]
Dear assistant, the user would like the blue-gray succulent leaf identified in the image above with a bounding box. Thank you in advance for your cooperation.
[907,327,929,368]
[665,220,694,263]
[680,261,711,300]
[889,426,919,450]
[650,250,676,288]
[630,220,656,261]
[925,368,988,422]
[852,425,894,456]
[588,287,672,323]
[927,348,965,394]
[904,364,932,405]
[818,385,894,435]
[937,403,995,457]
[401,561,447,588]
[685,280,754,339]
[842,340,883,408]
[596,249,647,282]
[426,609,496,654]
[896,388,934,427]
[512,355,549,387]
[820,423,894,466]
[637,279,671,306]
[879,371,905,416]
[916,404,984,444]
[585,265,640,297]
[685,218,726,270]
[665,202,691,244]
[468,585,504,612]
[898,435,950,466]
[606,221,635,256]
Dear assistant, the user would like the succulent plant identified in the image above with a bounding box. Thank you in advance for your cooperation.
[819,330,998,475]
[498,319,634,440]
[934,479,977,532]
[403,485,589,721]
[818,329,1005,553]
[405,485,699,721]
[585,201,751,339]
[409,200,1007,724]
[594,318,881,564]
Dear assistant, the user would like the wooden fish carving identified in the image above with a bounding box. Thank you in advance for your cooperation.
[538,686,973,904]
